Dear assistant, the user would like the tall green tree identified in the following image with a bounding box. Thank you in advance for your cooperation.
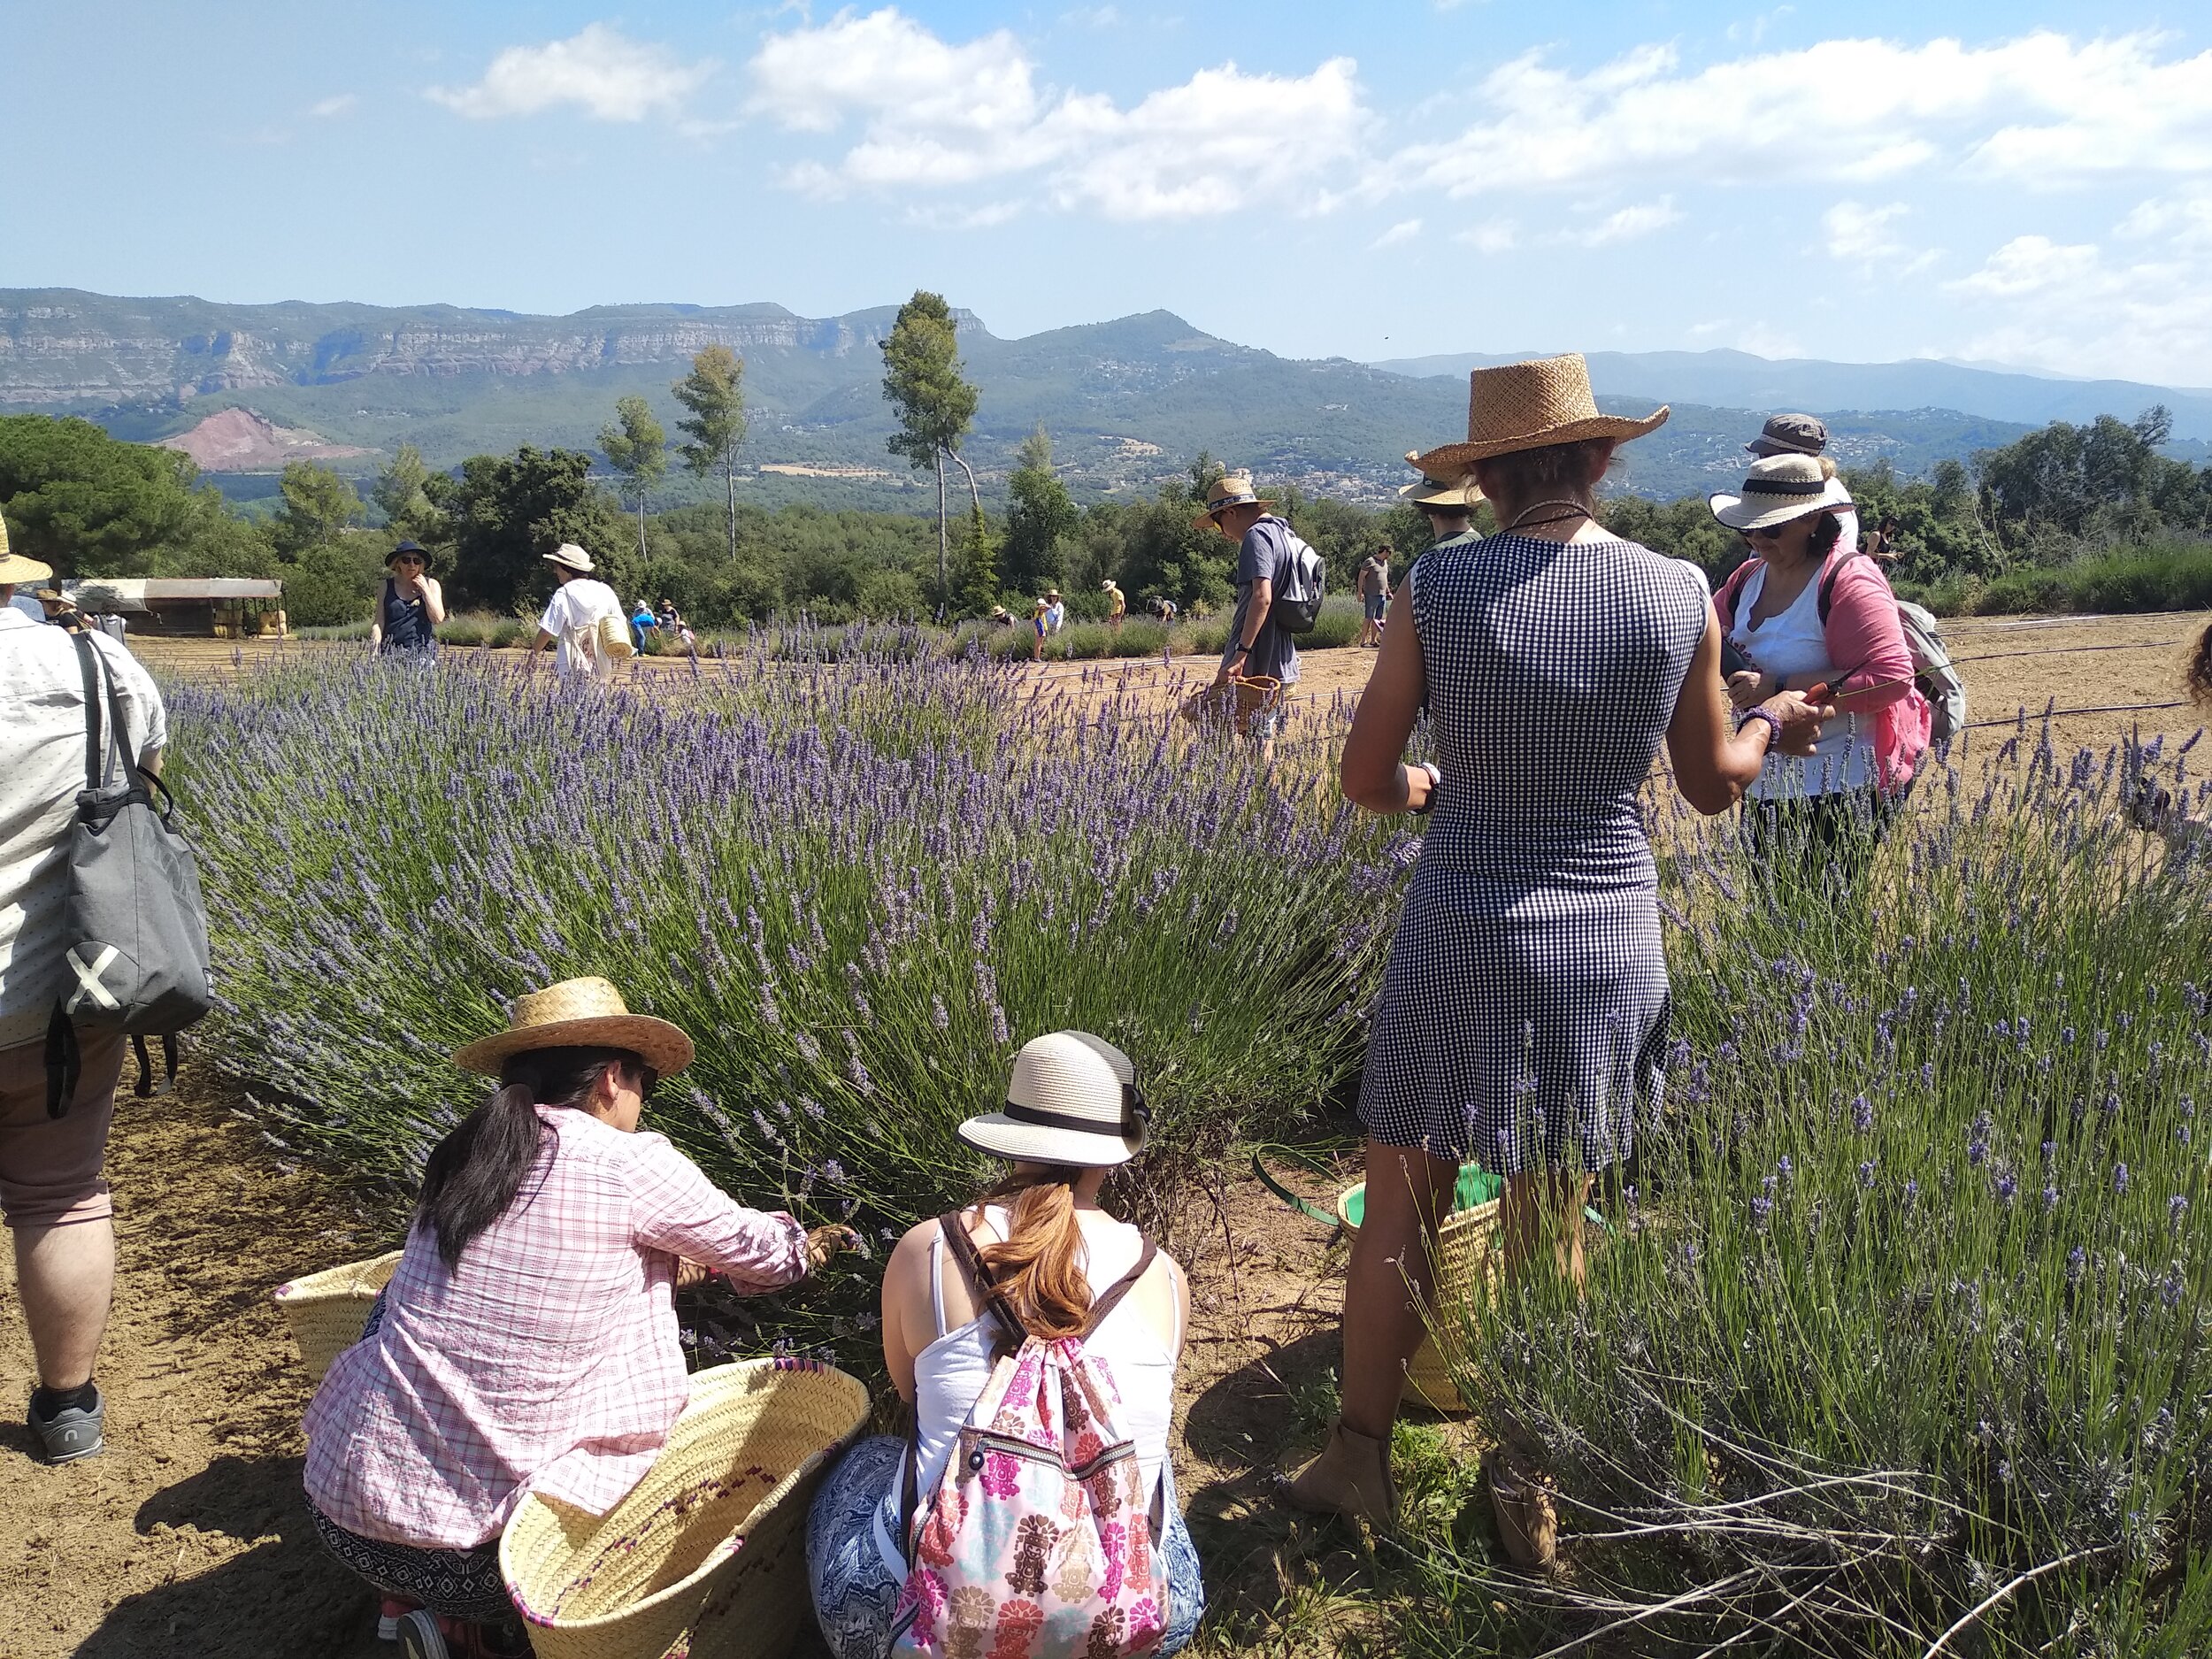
[672,346,749,565]
[439,446,631,613]
[273,462,364,558]
[371,442,445,545]
[880,291,980,617]
[1002,424,1077,599]
[0,413,264,577]
[599,395,668,560]
[955,501,1000,618]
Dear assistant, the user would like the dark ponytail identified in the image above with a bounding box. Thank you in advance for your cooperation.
[2190,623,2212,708]
[416,1045,644,1269]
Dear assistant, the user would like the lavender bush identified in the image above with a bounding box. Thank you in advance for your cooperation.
[1417,725,2212,1655]
[165,645,1402,1353]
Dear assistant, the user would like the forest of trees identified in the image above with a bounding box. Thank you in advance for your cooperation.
[4,319,2212,633]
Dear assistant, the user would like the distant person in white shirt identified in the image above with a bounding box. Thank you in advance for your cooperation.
[530,543,626,685]
[0,528,168,1466]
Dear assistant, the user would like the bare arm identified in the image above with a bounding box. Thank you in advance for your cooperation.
[1667,609,1832,815]
[1340,585,1437,813]
[419,575,447,626]
[881,1221,936,1405]
[1217,577,1275,685]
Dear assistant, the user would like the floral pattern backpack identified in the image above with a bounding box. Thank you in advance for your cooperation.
[888,1214,1171,1659]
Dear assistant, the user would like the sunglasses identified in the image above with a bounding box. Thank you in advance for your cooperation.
[637,1064,660,1102]
[1740,525,1789,542]
[395,556,426,567]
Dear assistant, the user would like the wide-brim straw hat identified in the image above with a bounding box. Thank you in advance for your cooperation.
[959,1032,1145,1168]
[1709,453,1855,531]
[453,976,694,1078]
[1408,353,1669,478]
[543,542,595,573]
[0,512,50,587]
[1194,470,1277,526]
[1399,454,1485,510]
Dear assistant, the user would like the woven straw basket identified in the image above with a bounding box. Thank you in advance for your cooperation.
[502,1357,869,1659]
[272,1250,402,1382]
[1178,673,1281,730]
[1338,1166,1503,1415]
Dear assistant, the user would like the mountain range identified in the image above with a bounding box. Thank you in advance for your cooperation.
[2,288,2200,508]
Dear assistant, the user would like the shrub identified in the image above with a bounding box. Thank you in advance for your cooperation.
[165,649,1405,1361]
[1414,737,2212,1653]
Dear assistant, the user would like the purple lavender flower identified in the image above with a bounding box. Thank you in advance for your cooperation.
[2042,1183,2060,1210]
[1994,1173,2018,1203]
[2068,1245,2086,1284]
[2170,1194,2189,1233]
[2115,1164,2131,1196]
[1851,1094,1873,1133]
[1858,1159,1878,1189]
[1903,1179,1920,1212]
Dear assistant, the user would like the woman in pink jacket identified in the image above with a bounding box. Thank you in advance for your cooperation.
[1710,454,1931,887]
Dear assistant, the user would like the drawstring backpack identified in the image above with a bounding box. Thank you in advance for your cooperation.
[889,1215,1173,1659]
[44,634,211,1116]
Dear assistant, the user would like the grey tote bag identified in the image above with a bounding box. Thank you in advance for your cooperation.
[43,632,212,1117]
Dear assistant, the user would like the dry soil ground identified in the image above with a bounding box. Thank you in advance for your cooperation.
[0,1074,1356,1659]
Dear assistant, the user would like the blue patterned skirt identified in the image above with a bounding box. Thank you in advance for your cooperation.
[805,1434,1204,1659]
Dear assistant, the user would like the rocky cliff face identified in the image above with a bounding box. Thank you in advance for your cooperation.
[0,290,921,406]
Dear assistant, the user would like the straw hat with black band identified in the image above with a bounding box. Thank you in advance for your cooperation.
[1407,353,1669,479]
[0,512,53,590]
[1399,452,1485,511]
[453,976,694,1078]
[1708,453,1853,532]
[959,1032,1148,1169]
[1194,470,1276,528]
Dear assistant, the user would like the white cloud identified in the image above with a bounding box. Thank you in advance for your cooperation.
[745,9,1369,219]
[1386,31,2212,199]
[1824,200,1909,261]
[1943,200,2212,381]
[427,24,713,122]
[308,94,357,119]
[1372,218,1422,248]
[1455,219,1520,252]
[1568,196,1681,245]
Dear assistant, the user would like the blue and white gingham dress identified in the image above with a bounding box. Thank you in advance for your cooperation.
[1358,531,1709,1174]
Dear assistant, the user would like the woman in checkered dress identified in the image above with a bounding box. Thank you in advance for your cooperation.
[1286,355,1833,1559]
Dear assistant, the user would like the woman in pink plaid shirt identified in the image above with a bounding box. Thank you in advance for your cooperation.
[303,979,856,1659]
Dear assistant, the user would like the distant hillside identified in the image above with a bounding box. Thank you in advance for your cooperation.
[0,288,2147,506]
[1372,348,2212,442]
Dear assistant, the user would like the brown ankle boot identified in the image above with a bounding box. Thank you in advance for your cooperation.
[1282,1421,1396,1527]
[1486,1445,1558,1570]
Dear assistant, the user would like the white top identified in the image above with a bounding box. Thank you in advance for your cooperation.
[7,593,42,623]
[1728,560,1870,799]
[538,578,624,681]
[882,1206,1179,1573]
[0,610,168,1046]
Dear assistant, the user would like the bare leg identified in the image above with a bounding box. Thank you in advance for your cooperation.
[1501,1171,1593,1288]
[16,1219,115,1389]
[1338,1141,1461,1437]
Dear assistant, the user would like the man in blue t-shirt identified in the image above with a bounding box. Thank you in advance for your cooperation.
[1197,470,1299,756]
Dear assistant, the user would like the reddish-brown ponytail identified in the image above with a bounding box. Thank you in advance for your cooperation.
[975,1166,1092,1340]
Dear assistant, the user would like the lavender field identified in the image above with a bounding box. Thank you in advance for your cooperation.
[167,648,2212,1655]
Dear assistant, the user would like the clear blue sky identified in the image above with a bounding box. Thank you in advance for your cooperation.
[10,2,2212,381]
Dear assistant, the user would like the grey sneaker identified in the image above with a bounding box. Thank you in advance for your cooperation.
[28,1386,104,1463]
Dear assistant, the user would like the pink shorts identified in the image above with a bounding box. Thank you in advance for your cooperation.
[0,1031,125,1229]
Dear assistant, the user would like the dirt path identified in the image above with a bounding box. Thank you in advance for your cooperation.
[0,1073,1359,1659]
[133,611,2211,756]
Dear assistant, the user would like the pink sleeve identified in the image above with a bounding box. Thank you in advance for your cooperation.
[1820,557,1915,710]
[626,1133,810,1290]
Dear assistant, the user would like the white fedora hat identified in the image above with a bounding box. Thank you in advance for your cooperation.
[958,1032,1147,1168]
[543,541,595,573]
[1709,453,1854,532]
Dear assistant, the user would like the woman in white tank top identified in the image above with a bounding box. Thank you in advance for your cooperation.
[806,1033,1205,1659]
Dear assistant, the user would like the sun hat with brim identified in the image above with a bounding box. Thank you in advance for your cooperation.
[453,975,694,1079]
[958,1032,1146,1169]
[1408,353,1669,479]
[0,511,51,587]
[1398,460,1485,511]
[387,539,431,567]
[1708,453,1854,532]
[1193,470,1277,527]
[1746,412,1830,458]
[543,542,595,573]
